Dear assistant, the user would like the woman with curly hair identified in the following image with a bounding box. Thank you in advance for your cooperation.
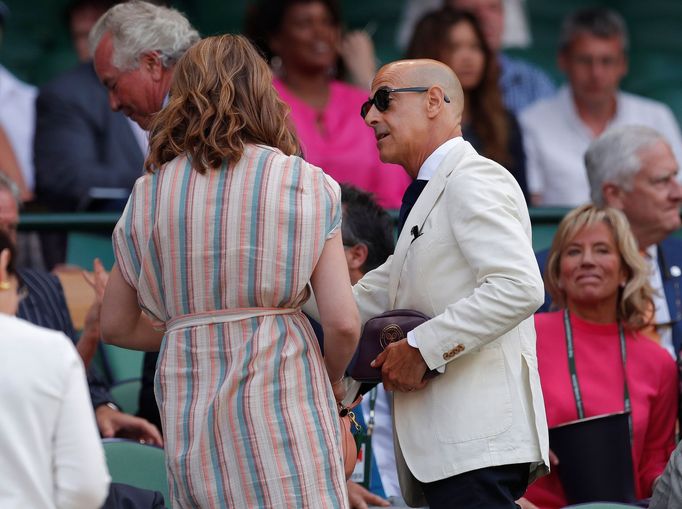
[100,34,359,508]
[406,8,528,201]
[522,204,677,508]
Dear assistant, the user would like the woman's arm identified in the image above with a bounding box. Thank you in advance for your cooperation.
[637,352,678,496]
[310,232,360,390]
[101,264,163,351]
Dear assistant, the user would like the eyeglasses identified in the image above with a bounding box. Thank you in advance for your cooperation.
[360,86,450,119]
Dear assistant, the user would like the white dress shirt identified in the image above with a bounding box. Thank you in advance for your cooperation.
[0,314,110,509]
[0,65,37,190]
[520,86,682,206]
[644,245,675,358]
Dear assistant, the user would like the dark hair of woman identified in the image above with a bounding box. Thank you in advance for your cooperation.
[406,8,513,167]
[244,0,342,62]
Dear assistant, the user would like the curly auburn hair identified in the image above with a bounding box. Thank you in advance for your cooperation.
[145,34,299,174]
[544,204,654,331]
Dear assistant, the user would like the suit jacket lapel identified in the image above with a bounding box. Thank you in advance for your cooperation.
[388,142,470,308]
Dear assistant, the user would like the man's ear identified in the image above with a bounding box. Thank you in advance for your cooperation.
[141,51,164,81]
[602,182,625,208]
[425,86,448,118]
[346,243,368,271]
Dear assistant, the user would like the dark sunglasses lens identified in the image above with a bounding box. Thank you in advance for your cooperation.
[374,89,390,112]
[360,100,372,118]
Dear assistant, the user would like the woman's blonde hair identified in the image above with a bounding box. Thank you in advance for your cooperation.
[145,34,299,173]
[544,204,653,330]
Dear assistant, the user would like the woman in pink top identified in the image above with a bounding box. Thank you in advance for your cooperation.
[520,205,677,509]
[246,0,411,209]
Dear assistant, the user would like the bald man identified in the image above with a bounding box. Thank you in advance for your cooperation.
[352,60,549,508]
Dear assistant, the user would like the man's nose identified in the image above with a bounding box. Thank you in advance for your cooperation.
[363,104,378,126]
[670,177,682,201]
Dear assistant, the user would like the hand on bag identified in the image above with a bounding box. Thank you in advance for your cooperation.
[372,338,428,393]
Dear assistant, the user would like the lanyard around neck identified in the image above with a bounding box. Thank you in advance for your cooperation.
[562,309,632,440]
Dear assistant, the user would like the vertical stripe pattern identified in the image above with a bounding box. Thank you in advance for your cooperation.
[112,145,346,508]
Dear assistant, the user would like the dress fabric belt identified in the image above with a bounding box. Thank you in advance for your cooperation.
[166,307,300,332]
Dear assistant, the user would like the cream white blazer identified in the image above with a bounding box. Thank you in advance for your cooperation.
[352,141,550,506]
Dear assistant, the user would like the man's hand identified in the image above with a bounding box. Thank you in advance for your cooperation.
[371,339,428,393]
[95,404,163,447]
[347,480,389,509]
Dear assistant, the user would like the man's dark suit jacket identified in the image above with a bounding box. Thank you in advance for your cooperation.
[536,236,682,355]
[34,62,144,212]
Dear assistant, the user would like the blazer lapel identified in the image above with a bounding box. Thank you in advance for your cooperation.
[388,142,470,308]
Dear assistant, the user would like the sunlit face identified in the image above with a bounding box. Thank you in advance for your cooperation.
[619,141,682,243]
[93,32,162,129]
[363,68,430,176]
[559,34,627,108]
[448,0,504,51]
[442,21,485,91]
[269,1,340,74]
[559,221,627,311]
[0,189,18,244]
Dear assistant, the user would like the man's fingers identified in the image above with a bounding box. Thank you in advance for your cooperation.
[371,349,387,368]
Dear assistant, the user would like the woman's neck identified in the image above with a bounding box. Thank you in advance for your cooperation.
[280,69,331,110]
[567,298,618,324]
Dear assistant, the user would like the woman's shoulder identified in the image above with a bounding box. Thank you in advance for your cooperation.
[630,331,677,367]
[1,314,77,362]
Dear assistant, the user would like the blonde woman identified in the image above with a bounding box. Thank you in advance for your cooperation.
[524,205,677,508]
[101,35,359,508]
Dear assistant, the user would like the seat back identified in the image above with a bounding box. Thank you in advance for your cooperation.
[102,438,168,503]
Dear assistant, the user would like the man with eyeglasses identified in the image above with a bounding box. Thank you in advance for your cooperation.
[519,7,682,207]
[351,59,549,508]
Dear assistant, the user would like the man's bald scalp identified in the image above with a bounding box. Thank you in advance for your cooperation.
[376,59,464,117]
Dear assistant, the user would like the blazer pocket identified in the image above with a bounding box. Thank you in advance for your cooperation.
[431,344,513,443]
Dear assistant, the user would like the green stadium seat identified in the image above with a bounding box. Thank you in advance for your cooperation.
[102,439,168,503]
[110,379,142,415]
[100,344,145,385]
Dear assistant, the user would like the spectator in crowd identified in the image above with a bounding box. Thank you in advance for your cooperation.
[0,174,163,446]
[245,0,411,210]
[448,0,555,113]
[520,7,682,207]
[351,58,547,508]
[406,8,528,200]
[0,229,111,509]
[67,0,118,63]
[101,35,359,507]
[523,204,677,508]
[537,126,682,359]
[0,2,36,201]
[90,0,199,131]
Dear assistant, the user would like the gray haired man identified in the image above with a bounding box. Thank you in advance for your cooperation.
[91,0,199,130]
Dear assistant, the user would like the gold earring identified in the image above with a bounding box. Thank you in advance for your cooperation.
[0,280,11,291]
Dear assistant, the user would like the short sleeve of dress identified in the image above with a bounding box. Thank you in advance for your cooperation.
[111,177,148,290]
[322,173,342,240]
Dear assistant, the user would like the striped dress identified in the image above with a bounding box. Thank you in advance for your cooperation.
[113,144,349,508]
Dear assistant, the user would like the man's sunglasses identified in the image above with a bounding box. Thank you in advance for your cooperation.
[360,86,450,119]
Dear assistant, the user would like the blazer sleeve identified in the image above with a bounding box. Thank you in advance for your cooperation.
[412,160,544,370]
[353,255,393,326]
